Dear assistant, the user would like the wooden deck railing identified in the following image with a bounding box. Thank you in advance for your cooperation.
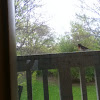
[17,51,100,100]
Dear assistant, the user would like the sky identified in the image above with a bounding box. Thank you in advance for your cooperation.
[35,0,97,37]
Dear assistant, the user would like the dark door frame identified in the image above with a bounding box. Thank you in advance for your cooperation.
[0,0,17,100]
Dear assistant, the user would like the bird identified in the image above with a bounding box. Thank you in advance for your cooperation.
[78,44,89,51]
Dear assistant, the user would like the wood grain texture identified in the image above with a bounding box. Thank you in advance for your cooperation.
[80,67,87,100]
[17,51,100,71]
[17,59,37,72]
[94,66,100,100]
[42,70,49,100]
[58,66,73,100]
[38,51,100,70]
[26,62,33,100]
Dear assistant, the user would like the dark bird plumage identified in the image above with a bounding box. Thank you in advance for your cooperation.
[78,44,89,51]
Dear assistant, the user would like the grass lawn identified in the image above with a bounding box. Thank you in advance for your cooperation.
[20,80,97,100]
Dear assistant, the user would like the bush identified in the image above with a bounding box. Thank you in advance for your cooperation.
[36,67,94,83]
[17,71,37,86]
[32,71,37,83]
[71,68,80,82]
[36,70,42,76]
[85,67,94,82]
[48,69,58,77]
[47,67,94,83]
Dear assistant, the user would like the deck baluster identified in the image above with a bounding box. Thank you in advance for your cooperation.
[26,60,33,100]
[94,66,100,100]
[80,67,87,100]
[58,66,73,100]
[42,69,49,100]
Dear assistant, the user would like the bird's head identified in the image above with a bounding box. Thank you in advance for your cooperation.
[78,44,82,47]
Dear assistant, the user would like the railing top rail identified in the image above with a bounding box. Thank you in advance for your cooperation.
[17,50,100,59]
[17,51,100,71]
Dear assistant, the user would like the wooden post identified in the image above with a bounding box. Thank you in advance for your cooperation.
[58,66,73,100]
[18,86,23,100]
[94,66,100,100]
[79,67,87,100]
[42,70,49,100]
[26,61,33,100]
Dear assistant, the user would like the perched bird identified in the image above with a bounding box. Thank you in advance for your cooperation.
[78,44,89,51]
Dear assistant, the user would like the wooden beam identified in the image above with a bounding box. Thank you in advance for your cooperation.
[38,51,100,70]
[17,59,38,72]
[17,51,100,60]
[17,51,100,71]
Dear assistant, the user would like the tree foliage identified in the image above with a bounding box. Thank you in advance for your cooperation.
[75,0,100,46]
[58,36,75,52]
[70,22,99,50]
[15,0,55,55]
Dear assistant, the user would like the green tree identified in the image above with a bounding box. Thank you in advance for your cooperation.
[75,0,100,47]
[58,35,75,53]
[15,0,55,55]
[70,22,99,50]
[16,23,55,55]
